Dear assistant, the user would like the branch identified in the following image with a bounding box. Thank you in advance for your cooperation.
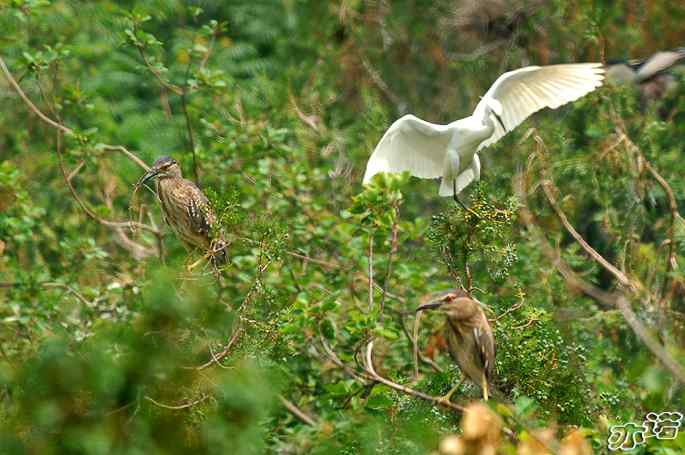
[0,56,72,135]
[535,137,634,290]
[516,163,685,384]
[278,395,319,426]
[1,55,158,241]
[615,128,679,302]
[144,393,208,410]
[0,56,148,172]
[189,327,243,370]
[363,341,465,412]
[367,232,374,312]
[378,203,400,322]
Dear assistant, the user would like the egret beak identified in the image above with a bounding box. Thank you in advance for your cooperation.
[415,300,445,313]
[136,167,160,189]
[493,112,507,132]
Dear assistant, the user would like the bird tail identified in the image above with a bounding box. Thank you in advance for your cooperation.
[439,170,475,197]
[210,237,228,266]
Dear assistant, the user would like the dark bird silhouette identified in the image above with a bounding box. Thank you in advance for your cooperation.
[137,156,226,266]
[607,48,685,103]
[417,289,496,401]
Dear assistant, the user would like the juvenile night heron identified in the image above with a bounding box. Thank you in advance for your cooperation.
[137,156,226,266]
[417,290,496,401]
[362,63,604,199]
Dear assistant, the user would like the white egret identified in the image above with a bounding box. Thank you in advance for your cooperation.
[362,63,605,199]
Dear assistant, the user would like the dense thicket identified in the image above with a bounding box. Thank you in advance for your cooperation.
[1,1,684,453]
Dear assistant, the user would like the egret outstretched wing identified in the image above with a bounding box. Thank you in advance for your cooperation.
[363,114,452,184]
[475,63,605,151]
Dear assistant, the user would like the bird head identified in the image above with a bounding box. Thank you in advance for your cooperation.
[415,289,478,318]
[137,156,182,187]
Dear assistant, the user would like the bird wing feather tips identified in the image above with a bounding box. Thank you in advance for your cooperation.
[363,114,452,184]
[475,63,605,152]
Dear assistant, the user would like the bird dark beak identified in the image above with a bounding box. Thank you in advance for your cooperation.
[136,168,159,188]
[415,300,444,312]
[493,112,507,132]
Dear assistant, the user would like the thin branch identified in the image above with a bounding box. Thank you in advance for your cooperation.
[66,160,85,182]
[191,327,243,370]
[0,56,72,135]
[144,393,208,410]
[285,250,339,269]
[367,233,374,312]
[535,136,634,290]
[516,166,685,385]
[278,395,319,426]
[363,341,465,412]
[41,282,92,306]
[617,129,679,302]
[180,87,199,184]
[378,204,400,322]
[133,38,183,96]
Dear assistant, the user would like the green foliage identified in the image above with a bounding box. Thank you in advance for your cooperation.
[428,183,518,286]
[1,0,685,453]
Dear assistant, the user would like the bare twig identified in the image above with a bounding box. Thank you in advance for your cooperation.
[517,157,685,384]
[180,87,199,184]
[286,250,339,269]
[191,327,243,370]
[363,341,465,412]
[133,39,183,96]
[66,160,85,182]
[278,394,319,426]
[535,136,634,290]
[144,393,208,410]
[616,128,679,302]
[368,233,374,312]
[378,204,400,322]
[0,56,71,135]
[42,282,93,306]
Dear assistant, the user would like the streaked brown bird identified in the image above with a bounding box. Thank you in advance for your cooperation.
[137,156,226,266]
[417,289,496,401]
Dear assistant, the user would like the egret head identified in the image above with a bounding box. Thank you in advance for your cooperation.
[137,156,182,187]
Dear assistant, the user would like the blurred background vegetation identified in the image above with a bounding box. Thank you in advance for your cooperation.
[1,0,684,453]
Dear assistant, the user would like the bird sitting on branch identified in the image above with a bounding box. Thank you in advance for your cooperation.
[136,156,227,268]
[417,289,498,401]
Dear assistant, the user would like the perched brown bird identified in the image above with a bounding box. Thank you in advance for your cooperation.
[137,156,226,265]
[417,290,496,401]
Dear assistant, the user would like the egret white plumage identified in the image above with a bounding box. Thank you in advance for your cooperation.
[362,64,605,198]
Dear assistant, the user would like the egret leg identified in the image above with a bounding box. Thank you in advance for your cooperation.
[453,180,479,219]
